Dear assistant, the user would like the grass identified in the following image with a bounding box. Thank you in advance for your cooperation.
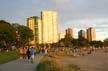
[37,57,62,71]
[0,51,19,65]
[67,64,82,71]
[37,56,83,71]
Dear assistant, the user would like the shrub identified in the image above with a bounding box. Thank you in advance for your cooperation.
[36,57,84,71]
[37,59,62,71]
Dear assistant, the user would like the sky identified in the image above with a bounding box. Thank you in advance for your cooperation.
[0,0,108,40]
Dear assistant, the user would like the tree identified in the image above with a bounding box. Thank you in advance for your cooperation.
[71,38,79,47]
[103,38,108,47]
[78,37,88,47]
[59,38,65,47]
[90,41,103,48]
[64,37,72,47]
[12,24,33,47]
[0,20,16,48]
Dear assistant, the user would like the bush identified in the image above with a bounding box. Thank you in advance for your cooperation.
[37,59,62,71]
[68,64,81,71]
[36,57,83,71]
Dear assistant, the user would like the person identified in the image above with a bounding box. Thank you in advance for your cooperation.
[30,47,35,63]
[27,48,31,62]
[19,47,24,59]
[23,47,27,59]
[45,48,48,54]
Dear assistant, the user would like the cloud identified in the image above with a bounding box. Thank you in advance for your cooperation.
[59,18,108,40]
[63,18,108,29]
[1,0,108,40]
[52,0,71,3]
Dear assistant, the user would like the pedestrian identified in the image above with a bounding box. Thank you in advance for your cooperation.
[19,47,24,59]
[27,48,31,62]
[45,48,48,54]
[30,47,35,63]
[23,47,27,59]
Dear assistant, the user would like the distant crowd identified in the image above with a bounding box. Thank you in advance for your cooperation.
[48,46,108,57]
[0,45,108,62]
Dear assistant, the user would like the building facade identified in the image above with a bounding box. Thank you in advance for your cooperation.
[41,11,58,44]
[58,33,65,40]
[27,16,42,46]
[78,30,86,39]
[65,28,73,39]
[87,27,96,42]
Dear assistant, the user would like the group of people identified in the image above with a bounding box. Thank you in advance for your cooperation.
[39,47,49,54]
[19,47,35,63]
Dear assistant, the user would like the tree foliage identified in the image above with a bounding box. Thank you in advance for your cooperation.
[0,20,16,48]
[78,37,86,46]
[12,23,34,47]
[58,36,104,48]
[0,20,34,48]
[71,39,79,46]
[90,41,103,48]
[103,38,108,47]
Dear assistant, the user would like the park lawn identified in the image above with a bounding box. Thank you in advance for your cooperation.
[0,51,19,65]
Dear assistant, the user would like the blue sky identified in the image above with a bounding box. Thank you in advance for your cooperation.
[0,0,108,40]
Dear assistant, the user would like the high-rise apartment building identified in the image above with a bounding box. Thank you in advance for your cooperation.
[65,28,73,39]
[58,33,65,40]
[87,27,96,42]
[41,11,58,44]
[27,16,42,46]
[78,30,86,39]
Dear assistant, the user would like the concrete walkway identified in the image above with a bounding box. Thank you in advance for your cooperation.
[0,54,43,71]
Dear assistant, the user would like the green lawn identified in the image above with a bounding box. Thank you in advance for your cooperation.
[0,51,19,65]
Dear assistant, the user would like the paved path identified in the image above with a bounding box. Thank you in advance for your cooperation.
[59,50,108,71]
[0,54,43,71]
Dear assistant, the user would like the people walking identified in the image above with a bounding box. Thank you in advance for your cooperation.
[27,48,31,62]
[19,47,27,59]
[30,47,35,63]
[19,47,26,59]
[23,47,27,59]
[19,47,24,59]
[45,48,48,54]
[19,46,36,64]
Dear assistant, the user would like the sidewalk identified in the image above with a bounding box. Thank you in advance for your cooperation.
[0,54,43,71]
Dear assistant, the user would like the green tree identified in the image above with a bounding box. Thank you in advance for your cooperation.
[103,38,108,47]
[59,38,65,47]
[90,41,103,48]
[71,39,79,47]
[0,20,16,48]
[78,37,88,47]
[12,24,33,47]
[64,37,72,47]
